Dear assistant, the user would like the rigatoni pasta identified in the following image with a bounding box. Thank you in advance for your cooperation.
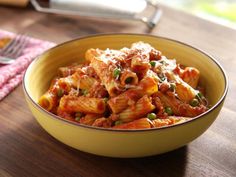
[39,42,208,129]
[107,76,158,114]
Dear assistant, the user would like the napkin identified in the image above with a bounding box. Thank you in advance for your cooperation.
[0,30,55,101]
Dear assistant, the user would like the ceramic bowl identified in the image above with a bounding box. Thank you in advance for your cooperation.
[23,34,228,157]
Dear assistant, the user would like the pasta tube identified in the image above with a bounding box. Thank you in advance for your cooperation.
[59,95,106,114]
[90,56,120,97]
[118,95,155,122]
[85,48,102,62]
[181,67,200,89]
[175,82,196,102]
[131,56,150,79]
[38,91,57,111]
[157,92,207,117]
[92,117,112,128]
[58,64,83,77]
[79,113,103,126]
[152,116,189,128]
[108,76,158,114]
[166,71,197,102]
[71,73,97,90]
[38,78,59,111]
[57,108,75,122]
[120,70,138,86]
[57,77,74,93]
[113,118,152,129]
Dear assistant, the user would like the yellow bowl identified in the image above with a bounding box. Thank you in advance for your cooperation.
[23,34,228,158]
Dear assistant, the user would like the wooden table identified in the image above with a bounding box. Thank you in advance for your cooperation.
[1,4,236,177]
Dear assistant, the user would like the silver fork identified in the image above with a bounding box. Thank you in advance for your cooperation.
[0,34,28,64]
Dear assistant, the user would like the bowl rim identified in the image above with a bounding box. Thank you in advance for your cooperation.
[23,33,229,132]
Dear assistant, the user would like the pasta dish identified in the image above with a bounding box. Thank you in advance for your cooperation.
[39,42,208,129]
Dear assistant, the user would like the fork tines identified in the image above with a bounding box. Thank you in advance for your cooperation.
[0,34,28,59]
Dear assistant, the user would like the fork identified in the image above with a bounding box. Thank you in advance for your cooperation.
[0,34,28,64]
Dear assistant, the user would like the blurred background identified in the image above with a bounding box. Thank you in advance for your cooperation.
[158,0,236,29]
[0,0,236,30]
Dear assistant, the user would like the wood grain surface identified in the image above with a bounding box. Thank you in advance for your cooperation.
[0,4,236,177]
